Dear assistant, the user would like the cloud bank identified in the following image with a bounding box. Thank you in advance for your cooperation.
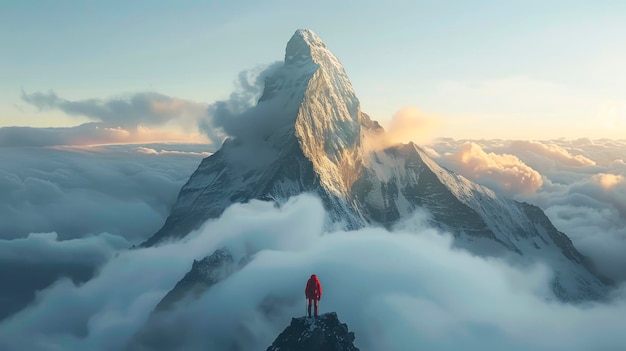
[0,195,624,351]
[0,232,128,320]
[385,107,440,144]
[428,138,626,283]
[3,91,210,147]
[7,62,284,147]
[439,142,543,196]
[199,61,283,143]
[21,90,206,128]
[364,107,442,152]
[0,144,210,242]
[0,143,212,321]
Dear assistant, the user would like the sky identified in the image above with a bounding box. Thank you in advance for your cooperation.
[1,0,626,140]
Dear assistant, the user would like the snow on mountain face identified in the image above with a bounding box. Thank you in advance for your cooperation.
[353,143,611,300]
[292,30,364,198]
[143,29,611,301]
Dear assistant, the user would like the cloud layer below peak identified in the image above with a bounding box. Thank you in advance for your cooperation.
[1,195,625,351]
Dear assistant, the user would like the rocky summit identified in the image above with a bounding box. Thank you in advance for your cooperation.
[267,312,359,351]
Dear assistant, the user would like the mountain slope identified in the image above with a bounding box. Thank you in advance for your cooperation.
[142,29,611,301]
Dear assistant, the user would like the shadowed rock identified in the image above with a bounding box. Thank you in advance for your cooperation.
[156,248,237,311]
[267,312,359,351]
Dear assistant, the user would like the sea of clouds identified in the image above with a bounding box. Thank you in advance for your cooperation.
[1,119,625,350]
[0,195,624,351]
[0,144,212,321]
[0,144,212,242]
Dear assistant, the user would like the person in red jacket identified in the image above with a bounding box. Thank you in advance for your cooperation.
[305,274,322,317]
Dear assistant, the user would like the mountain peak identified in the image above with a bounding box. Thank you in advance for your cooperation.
[142,29,611,302]
[293,29,326,48]
[285,29,327,64]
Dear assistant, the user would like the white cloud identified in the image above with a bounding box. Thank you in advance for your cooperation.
[0,144,213,321]
[0,231,129,322]
[4,91,212,147]
[136,147,211,157]
[428,138,626,283]
[0,195,624,351]
[384,107,441,145]
[0,123,210,147]
[0,144,210,243]
[21,90,207,129]
[509,140,596,167]
[0,137,624,350]
[0,232,127,264]
[438,142,543,196]
[364,107,442,152]
[199,61,283,143]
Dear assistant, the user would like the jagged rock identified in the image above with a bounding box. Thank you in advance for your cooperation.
[267,312,359,351]
[156,248,236,311]
[127,248,250,351]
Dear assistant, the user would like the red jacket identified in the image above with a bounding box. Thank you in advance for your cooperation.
[305,275,322,300]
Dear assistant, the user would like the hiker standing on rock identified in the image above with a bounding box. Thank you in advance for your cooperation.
[305,274,322,317]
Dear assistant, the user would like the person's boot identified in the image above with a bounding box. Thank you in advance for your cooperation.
[314,303,318,317]
[307,304,311,318]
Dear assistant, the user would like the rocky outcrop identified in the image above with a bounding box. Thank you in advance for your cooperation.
[267,312,359,351]
[126,248,248,351]
[155,248,238,311]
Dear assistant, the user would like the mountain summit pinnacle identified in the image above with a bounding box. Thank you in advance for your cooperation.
[285,29,327,64]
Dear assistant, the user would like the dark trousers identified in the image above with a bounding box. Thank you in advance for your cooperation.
[307,298,318,317]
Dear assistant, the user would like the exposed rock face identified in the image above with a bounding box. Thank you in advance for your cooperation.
[267,312,359,351]
[127,249,246,351]
[155,248,238,311]
[141,29,612,301]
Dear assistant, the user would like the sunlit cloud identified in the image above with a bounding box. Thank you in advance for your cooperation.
[384,107,441,145]
[427,138,626,283]
[0,123,210,147]
[21,90,206,127]
[362,107,441,152]
[509,140,596,167]
[8,90,212,147]
[592,173,625,189]
[438,142,543,196]
[135,146,211,157]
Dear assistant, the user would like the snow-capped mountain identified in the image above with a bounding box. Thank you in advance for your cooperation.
[142,29,611,301]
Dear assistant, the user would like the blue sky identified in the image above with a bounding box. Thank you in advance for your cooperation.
[1,0,625,139]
